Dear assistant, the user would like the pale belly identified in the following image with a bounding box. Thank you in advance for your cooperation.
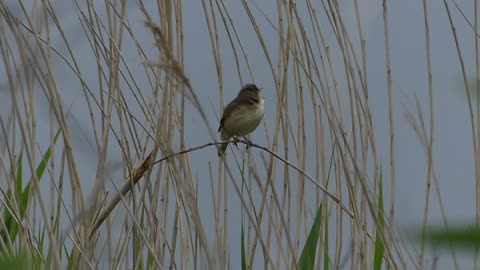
[223,105,264,137]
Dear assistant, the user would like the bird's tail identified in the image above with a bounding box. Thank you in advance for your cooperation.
[218,131,230,156]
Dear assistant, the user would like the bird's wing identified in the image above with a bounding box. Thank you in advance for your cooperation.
[218,98,238,132]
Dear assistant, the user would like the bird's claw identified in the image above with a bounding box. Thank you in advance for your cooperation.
[233,137,240,149]
[244,137,253,151]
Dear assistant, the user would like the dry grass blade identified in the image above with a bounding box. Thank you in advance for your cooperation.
[0,0,468,269]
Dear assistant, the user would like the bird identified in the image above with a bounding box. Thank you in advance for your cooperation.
[217,83,264,156]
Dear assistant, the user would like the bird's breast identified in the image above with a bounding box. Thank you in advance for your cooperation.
[222,104,264,137]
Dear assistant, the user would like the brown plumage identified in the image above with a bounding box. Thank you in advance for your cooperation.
[218,84,264,156]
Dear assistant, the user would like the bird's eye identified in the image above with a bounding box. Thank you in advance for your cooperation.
[249,97,259,104]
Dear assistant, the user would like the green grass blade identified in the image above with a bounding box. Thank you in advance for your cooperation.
[16,154,23,196]
[1,130,61,244]
[67,247,74,270]
[0,252,30,270]
[421,226,480,249]
[194,174,199,270]
[373,171,385,270]
[36,129,61,179]
[2,155,23,243]
[323,213,329,270]
[240,157,246,270]
[298,203,322,270]
[36,226,46,268]
[241,210,246,270]
[21,129,61,212]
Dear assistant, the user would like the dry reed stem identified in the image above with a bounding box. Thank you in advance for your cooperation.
[89,138,354,239]
[0,0,455,269]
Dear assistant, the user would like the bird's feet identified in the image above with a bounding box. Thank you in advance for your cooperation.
[243,137,253,151]
[232,136,240,149]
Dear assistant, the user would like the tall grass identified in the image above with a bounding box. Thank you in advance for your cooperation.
[0,0,472,269]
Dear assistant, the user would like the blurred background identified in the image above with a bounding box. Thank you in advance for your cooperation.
[0,0,478,269]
